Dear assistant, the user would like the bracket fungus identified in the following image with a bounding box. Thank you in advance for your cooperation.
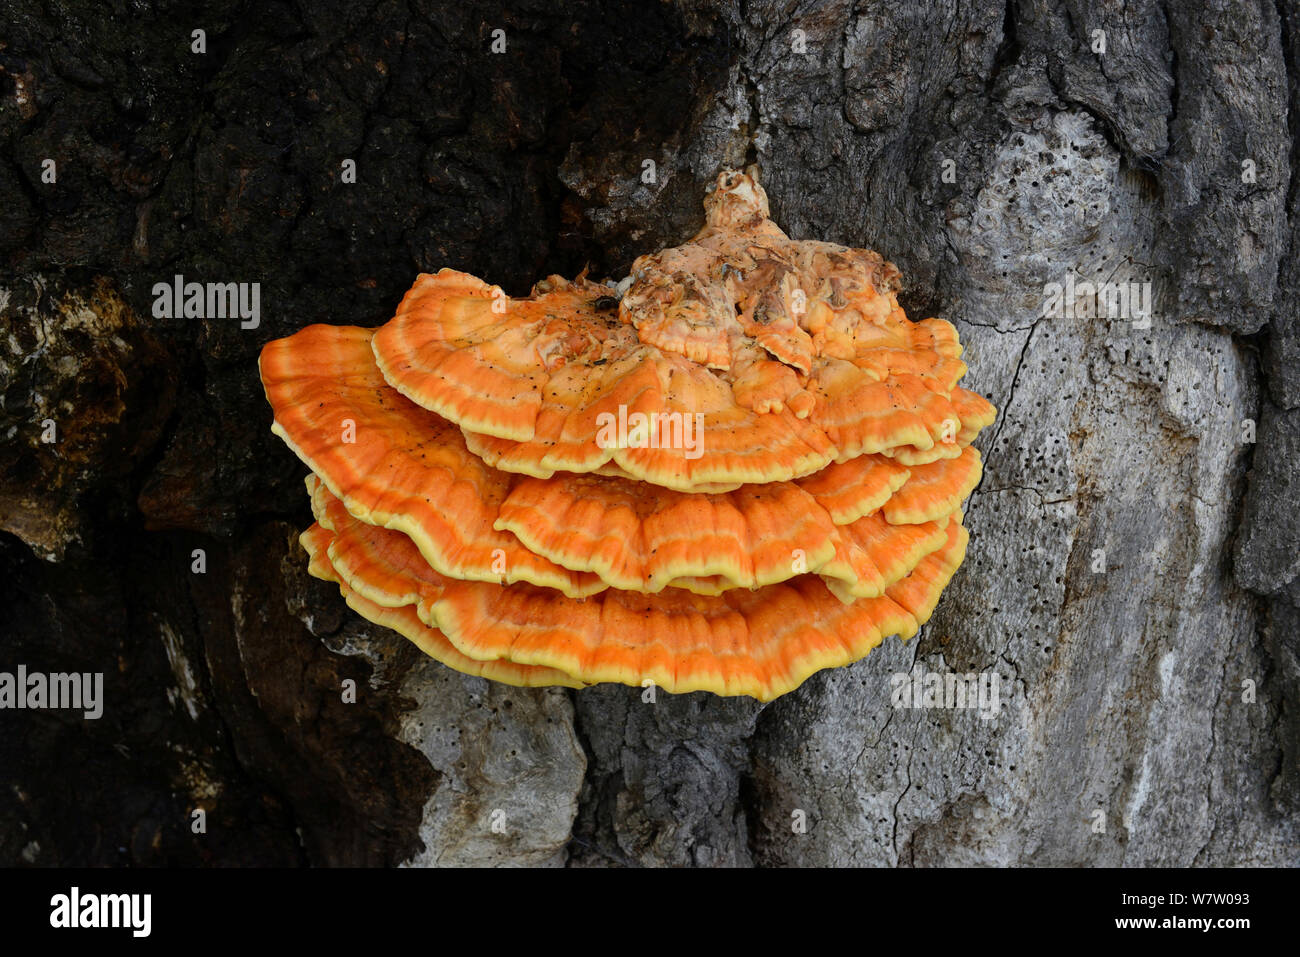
[260,168,996,700]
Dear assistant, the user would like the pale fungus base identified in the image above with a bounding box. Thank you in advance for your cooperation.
[259,168,996,700]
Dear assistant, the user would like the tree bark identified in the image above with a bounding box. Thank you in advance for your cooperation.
[1,0,1295,865]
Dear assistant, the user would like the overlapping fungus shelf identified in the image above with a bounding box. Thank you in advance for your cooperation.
[259,168,996,700]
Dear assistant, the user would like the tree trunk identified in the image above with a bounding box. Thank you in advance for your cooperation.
[1,0,1296,866]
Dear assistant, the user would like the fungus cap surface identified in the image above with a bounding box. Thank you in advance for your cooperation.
[262,323,972,599]
[302,524,585,689]
[260,167,996,700]
[306,480,969,701]
[369,171,978,491]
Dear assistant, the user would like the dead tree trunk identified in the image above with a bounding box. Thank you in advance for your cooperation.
[0,0,1295,865]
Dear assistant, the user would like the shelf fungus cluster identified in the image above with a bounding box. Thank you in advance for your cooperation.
[259,170,995,701]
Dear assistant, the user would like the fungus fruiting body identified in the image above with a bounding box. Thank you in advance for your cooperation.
[260,169,995,701]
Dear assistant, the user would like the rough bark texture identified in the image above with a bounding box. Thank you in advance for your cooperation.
[1,0,1296,866]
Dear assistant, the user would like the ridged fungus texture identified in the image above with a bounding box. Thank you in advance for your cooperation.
[260,169,995,699]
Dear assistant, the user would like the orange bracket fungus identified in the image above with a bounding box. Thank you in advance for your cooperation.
[259,168,996,700]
